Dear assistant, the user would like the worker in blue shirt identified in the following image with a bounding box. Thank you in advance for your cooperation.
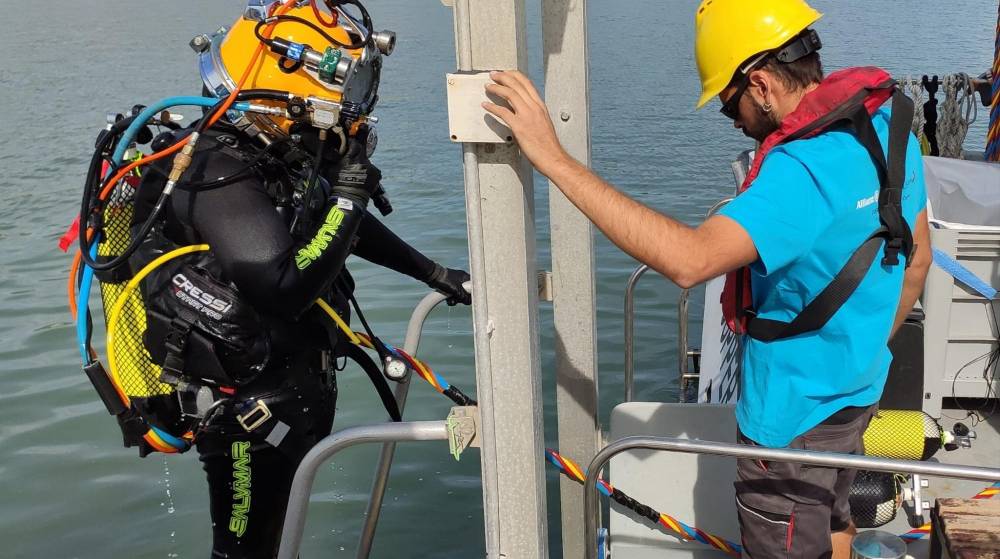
[483,0,932,557]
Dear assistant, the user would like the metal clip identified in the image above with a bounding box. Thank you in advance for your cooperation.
[446,406,479,461]
[237,399,273,432]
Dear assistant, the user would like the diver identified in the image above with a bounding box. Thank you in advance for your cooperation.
[75,1,470,557]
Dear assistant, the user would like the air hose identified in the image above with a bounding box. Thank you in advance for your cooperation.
[101,243,477,453]
[545,449,742,556]
[71,0,297,340]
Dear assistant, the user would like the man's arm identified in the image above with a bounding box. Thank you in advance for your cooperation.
[543,156,757,287]
[483,70,757,288]
[891,209,931,336]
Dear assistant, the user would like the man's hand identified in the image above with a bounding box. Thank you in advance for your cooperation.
[482,70,572,177]
[427,264,472,306]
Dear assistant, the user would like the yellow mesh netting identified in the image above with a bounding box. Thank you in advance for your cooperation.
[97,180,172,398]
[864,410,941,461]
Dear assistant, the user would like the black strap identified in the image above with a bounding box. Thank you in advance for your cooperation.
[746,88,914,342]
[880,90,915,267]
[160,317,192,383]
[746,230,888,341]
[343,343,402,422]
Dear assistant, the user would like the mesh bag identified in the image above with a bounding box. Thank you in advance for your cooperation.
[850,470,902,528]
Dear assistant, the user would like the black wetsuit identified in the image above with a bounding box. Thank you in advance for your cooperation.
[135,124,440,558]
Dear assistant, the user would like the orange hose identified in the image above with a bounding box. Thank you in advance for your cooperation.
[311,0,338,27]
[67,0,297,316]
[96,0,296,202]
[67,249,81,318]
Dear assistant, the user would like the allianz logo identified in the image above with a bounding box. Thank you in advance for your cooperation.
[855,189,878,210]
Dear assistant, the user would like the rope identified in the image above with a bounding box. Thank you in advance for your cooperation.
[988,3,1000,161]
[545,449,742,556]
[902,76,930,155]
[938,73,978,159]
[313,301,478,406]
[899,481,1000,542]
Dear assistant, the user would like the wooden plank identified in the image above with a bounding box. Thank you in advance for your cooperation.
[937,498,1000,559]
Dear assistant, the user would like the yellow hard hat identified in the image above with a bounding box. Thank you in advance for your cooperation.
[197,1,394,135]
[694,0,822,109]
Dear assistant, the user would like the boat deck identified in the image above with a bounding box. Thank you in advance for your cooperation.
[606,403,999,558]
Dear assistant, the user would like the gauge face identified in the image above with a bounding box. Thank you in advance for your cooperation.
[366,125,378,158]
[385,357,407,379]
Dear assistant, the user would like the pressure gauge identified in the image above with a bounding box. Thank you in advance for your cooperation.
[384,355,408,381]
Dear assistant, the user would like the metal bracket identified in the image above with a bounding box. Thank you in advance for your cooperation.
[446,406,480,461]
[903,473,932,528]
[446,72,513,144]
[538,270,554,302]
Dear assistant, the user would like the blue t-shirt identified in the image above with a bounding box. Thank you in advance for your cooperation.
[719,108,927,448]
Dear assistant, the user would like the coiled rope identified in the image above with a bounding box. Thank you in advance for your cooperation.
[938,73,978,159]
[902,76,931,155]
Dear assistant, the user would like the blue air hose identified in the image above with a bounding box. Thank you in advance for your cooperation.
[76,96,255,365]
[76,243,99,363]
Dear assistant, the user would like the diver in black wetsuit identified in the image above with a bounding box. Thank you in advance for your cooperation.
[126,3,470,557]
[135,121,468,557]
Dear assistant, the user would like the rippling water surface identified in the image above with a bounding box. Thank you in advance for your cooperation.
[0,1,994,557]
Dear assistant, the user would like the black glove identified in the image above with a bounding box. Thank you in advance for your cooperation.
[427,264,471,306]
[330,137,382,205]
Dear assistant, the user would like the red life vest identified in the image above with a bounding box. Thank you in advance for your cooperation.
[721,66,914,339]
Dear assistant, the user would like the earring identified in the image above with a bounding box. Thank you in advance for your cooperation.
[762,101,773,113]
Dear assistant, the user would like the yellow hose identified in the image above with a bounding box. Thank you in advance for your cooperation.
[106,244,210,404]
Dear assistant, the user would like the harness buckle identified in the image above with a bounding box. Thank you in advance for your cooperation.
[237,399,273,432]
[163,318,192,354]
[883,238,903,266]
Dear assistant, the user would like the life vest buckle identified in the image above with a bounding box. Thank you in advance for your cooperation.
[237,399,273,432]
[883,238,903,267]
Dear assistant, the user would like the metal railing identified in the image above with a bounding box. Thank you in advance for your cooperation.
[582,436,1000,559]
[277,421,451,559]
[623,264,650,402]
[356,291,449,558]
[622,199,732,403]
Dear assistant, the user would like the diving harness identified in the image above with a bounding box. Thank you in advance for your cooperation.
[64,0,473,457]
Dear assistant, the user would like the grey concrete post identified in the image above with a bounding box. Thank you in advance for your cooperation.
[541,1,600,557]
[452,0,549,557]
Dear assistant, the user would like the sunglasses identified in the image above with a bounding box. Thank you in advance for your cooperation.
[720,76,751,121]
[719,52,770,121]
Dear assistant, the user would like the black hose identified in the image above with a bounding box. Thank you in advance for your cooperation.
[78,90,296,272]
[79,98,230,272]
[289,130,328,232]
[255,12,369,52]
[326,0,373,46]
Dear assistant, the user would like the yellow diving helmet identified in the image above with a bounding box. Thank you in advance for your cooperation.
[194,0,396,137]
[693,0,822,109]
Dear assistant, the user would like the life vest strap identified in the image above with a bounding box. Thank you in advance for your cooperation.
[742,88,915,342]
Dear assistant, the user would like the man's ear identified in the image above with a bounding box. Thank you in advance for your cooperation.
[746,70,770,103]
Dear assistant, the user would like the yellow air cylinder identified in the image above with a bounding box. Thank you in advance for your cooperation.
[863,410,943,461]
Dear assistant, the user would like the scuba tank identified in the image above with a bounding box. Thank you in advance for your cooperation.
[849,410,972,528]
[850,471,903,528]
[863,409,953,461]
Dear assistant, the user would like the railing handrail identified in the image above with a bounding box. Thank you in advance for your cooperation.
[583,435,1000,559]
[278,420,450,559]
[623,264,650,402]
[623,198,732,404]
[357,290,450,558]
